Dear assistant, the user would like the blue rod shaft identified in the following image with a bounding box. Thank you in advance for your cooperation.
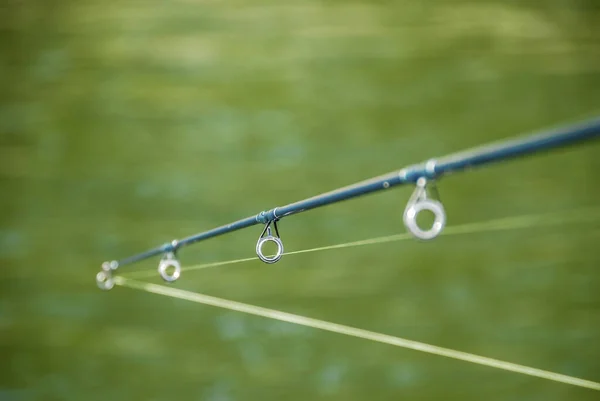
[112,117,600,268]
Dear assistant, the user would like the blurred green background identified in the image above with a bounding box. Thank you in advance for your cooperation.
[2,0,600,400]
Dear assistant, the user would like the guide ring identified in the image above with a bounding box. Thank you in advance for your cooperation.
[158,253,181,282]
[256,222,284,264]
[256,235,284,264]
[403,198,446,240]
[96,262,115,291]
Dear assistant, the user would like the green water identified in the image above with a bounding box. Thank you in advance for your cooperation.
[2,1,600,400]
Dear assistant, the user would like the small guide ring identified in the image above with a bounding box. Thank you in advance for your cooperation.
[158,257,182,282]
[256,236,284,264]
[96,270,115,291]
[403,199,446,240]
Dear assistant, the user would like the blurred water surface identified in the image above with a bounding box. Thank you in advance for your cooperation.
[2,1,600,400]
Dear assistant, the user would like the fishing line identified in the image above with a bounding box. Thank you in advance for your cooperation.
[96,117,600,288]
[121,206,600,279]
[113,276,600,391]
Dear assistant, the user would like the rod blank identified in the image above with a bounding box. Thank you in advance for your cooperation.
[97,117,600,289]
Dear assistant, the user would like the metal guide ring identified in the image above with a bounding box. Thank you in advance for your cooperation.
[158,253,182,282]
[96,270,115,291]
[403,198,446,240]
[256,235,284,264]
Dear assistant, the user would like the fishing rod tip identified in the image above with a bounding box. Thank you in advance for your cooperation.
[96,261,118,291]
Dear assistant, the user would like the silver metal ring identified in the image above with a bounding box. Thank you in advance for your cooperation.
[403,199,446,240]
[158,257,181,282]
[256,236,284,264]
[96,270,115,291]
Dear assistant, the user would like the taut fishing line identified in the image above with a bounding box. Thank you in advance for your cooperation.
[121,206,600,279]
[113,277,600,391]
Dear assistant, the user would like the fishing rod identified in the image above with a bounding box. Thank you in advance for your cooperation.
[96,117,600,290]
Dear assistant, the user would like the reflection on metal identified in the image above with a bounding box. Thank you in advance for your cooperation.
[96,117,600,289]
